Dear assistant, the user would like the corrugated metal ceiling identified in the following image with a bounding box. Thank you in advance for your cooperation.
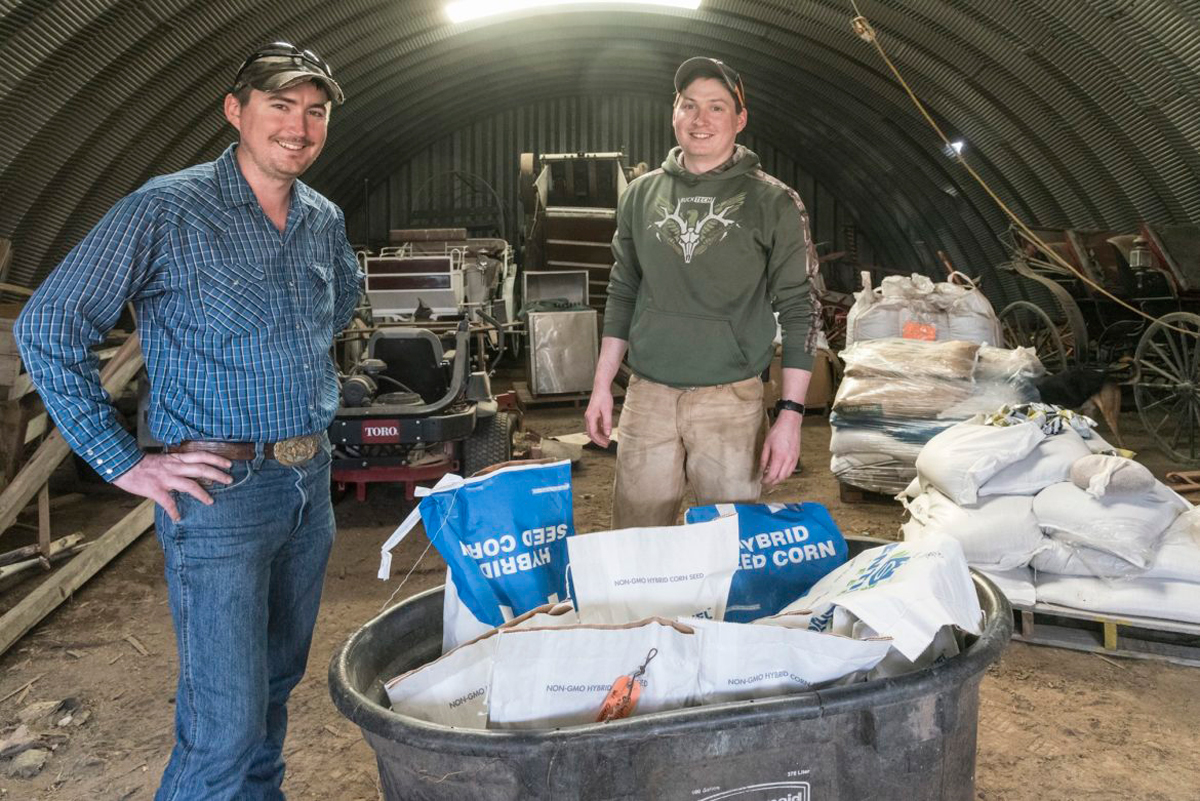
[3,0,1199,302]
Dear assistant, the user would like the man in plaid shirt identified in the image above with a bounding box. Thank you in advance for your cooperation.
[16,42,361,800]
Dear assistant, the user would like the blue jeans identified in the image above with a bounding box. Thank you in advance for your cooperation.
[153,439,335,801]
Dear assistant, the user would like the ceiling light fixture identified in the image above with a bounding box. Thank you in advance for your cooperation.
[446,0,701,24]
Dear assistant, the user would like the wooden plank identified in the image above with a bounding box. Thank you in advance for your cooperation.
[838,480,898,505]
[1103,620,1119,651]
[0,530,82,567]
[0,534,85,581]
[1028,601,1200,636]
[0,334,142,538]
[36,483,49,556]
[0,393,42,485]
[1011,603,1200,669]
[0,284,32,299]
[0,500,153,657]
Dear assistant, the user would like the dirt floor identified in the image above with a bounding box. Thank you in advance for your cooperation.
[0,398,1198,800]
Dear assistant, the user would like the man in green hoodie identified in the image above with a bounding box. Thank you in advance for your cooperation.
[585,57,820,528]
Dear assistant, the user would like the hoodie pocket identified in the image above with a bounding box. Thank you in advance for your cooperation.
[630,308,750,381]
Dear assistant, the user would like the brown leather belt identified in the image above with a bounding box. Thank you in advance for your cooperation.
[166,433,322,466]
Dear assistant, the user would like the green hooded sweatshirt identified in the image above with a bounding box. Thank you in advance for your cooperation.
[602,145,820,387]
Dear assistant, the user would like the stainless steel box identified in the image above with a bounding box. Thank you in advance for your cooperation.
[526,309,598,395]
[522,270,590,306]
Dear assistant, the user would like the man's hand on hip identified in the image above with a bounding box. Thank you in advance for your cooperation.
[112,452,234,522]
[760,410,802,487]
[585,388,615,447]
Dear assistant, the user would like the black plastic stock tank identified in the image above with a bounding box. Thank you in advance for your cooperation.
[329,538,1012,800]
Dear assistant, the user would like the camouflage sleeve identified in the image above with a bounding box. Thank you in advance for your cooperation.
[602,187,642,341]
[763,181,821,371]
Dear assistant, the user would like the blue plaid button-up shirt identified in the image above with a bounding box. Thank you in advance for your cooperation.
[16,144,363,481]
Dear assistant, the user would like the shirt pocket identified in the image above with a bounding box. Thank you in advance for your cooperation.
[198,261,270,336]
[306,260,336,327]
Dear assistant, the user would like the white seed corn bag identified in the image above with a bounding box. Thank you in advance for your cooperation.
[1034,481,1188,568]
[384,634,498,729]
[442,568,495,653]
[567,516,740,624]
[975,566,1037,607]
[758,537,982,662]
[487,619,700,729]
[915,421,1046,505]
[686,618,891,704]
[901,488,1042,571]
[978,428,1093,497]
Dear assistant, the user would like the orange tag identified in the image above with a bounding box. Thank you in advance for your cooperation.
[902,321,937,341]
[596,675,643,722]
[596,647,658,723]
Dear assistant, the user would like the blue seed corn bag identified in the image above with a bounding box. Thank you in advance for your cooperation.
[685,502,847,623]
[420,461,574,627]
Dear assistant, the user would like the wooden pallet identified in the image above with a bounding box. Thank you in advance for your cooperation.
[838,480,902,505]
[514,381,624,410]
[1011,602,1200,668]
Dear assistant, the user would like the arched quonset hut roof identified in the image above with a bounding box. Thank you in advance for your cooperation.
[3,0,1200,302]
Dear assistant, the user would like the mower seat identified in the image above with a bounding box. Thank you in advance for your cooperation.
[367,329,450,403]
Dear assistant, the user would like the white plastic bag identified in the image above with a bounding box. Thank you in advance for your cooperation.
[1032,505,1200,581]
[1033,481,1188,568]
[844,272,1001,346]
[902,489,1042,570]
[942,281,1003,345]
[849,619,963,680]
[567,516,741,624]
[977,429,1093,497]
[487,619,700,729]
[758,537,982,661]
[915,421,1046,505]
[687,618,891,703]
[384,634,497,728]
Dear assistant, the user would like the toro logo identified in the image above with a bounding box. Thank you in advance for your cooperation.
[362,419,402,444]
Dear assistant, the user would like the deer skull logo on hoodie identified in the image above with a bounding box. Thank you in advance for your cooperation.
[650,193,746,263]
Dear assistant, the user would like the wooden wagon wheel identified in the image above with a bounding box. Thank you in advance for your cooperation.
[1134,311,1200,464]
[999,301,1074,374]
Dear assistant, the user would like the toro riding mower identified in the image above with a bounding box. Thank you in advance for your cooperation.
[329,320,515,501]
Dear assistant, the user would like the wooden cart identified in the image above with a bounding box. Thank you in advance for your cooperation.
[998,224,1200,464]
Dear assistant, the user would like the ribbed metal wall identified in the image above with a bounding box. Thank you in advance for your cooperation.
[355,95,875,270]
[6,0,1200,310]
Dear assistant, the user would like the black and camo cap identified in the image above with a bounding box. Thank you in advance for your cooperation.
[231,42,345,106]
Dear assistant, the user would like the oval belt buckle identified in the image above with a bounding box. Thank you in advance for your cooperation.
[275,434,319,466]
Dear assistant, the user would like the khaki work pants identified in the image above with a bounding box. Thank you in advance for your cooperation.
[612,373,766,529]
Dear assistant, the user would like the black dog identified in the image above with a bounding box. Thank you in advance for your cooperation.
[1033,366,1125,446]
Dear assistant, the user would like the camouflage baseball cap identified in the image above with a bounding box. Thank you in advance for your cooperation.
[674,56,746,111]
[231,42,345,106]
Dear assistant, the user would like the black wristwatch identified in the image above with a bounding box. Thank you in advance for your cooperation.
[775,399,806,416]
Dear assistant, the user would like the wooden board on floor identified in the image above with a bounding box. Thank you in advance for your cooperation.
[514,381,624,410]
[1012,602,1200,669]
